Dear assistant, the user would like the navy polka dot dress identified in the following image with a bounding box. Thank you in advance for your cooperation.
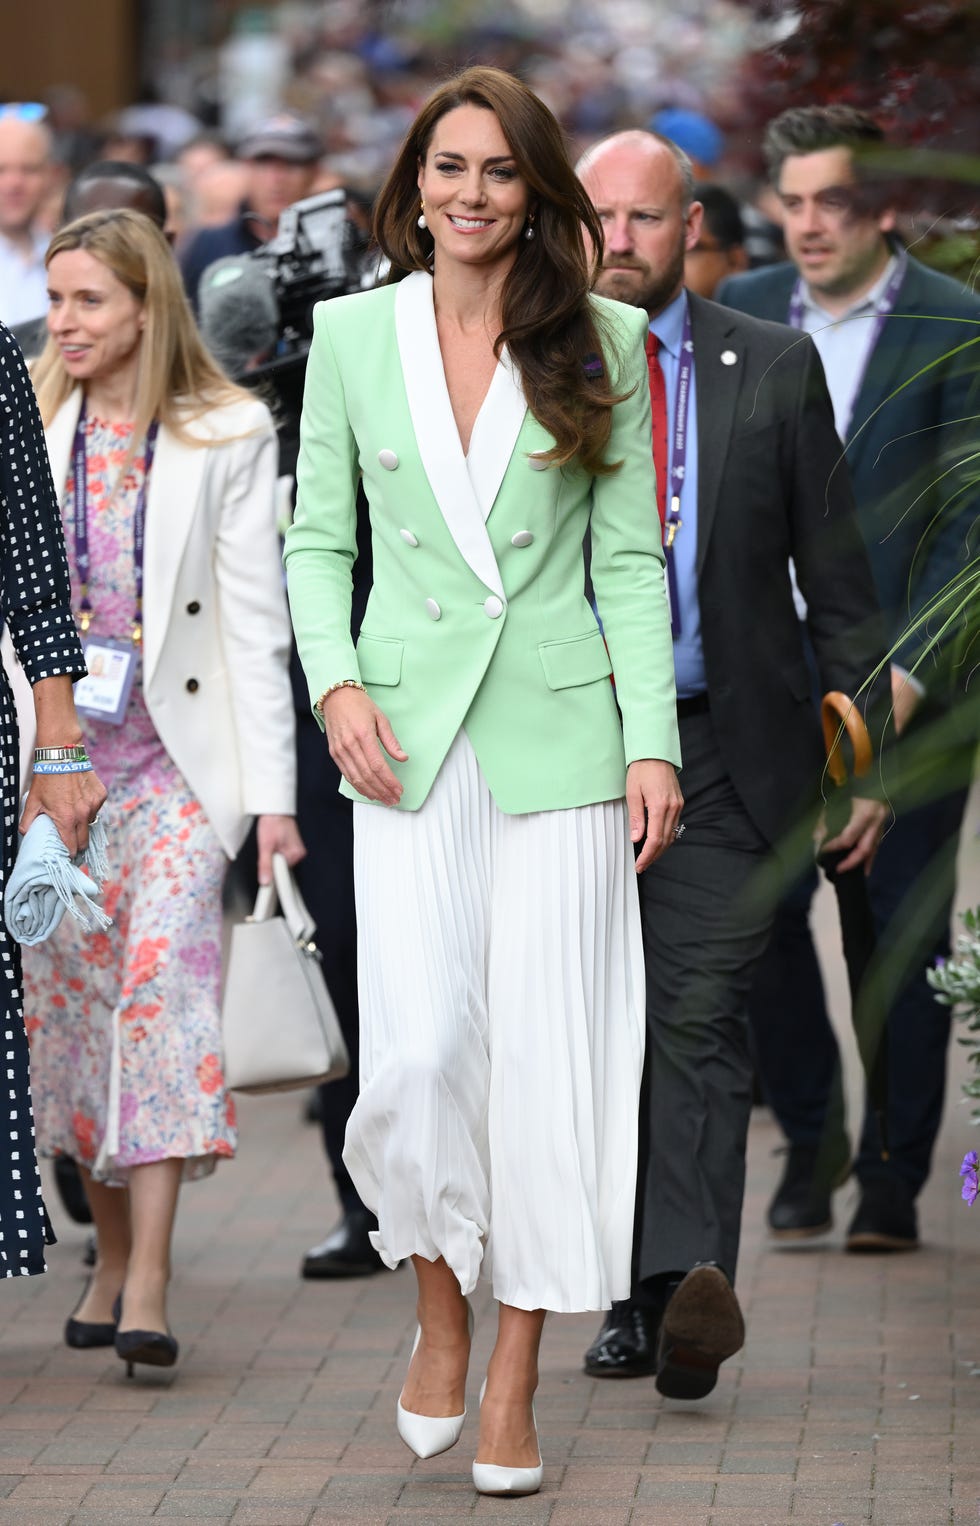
[0,322,86,1277]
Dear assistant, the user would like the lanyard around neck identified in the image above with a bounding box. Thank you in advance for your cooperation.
[71,401,159,644]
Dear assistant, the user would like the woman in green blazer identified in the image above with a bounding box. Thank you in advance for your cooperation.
[285,67,682,1495]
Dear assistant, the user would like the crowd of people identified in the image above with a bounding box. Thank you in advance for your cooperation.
[0,39,976,1504]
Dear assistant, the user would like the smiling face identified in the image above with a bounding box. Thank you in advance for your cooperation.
[417,103,531,275]
[46,246,145,391]
[776,146,895,304]
[579,138,702,317]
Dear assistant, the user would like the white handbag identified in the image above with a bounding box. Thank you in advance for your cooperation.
[221,852,350,1094]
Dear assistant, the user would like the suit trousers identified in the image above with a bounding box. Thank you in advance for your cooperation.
[344,728,645,1313]
[749,772,969,1193]
[635,709,775,1287]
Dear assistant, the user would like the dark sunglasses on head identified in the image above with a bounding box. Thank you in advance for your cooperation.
[0,103,47,122]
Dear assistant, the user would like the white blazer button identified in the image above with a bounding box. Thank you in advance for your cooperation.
[425,598,442,621]
[483,595,504,619]
[400,528,419,546]
[378,449,399,470]
[528,452,549,471]
[511,530,533,548]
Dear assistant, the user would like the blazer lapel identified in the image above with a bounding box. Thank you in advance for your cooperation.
[465,347,527,521]
[394,271,505,597]
[690,296,742,573]
[45,388,84,504]
[140,422,207,687]
[844,261,920,469]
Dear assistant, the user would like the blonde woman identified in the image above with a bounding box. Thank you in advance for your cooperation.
[26,209,303,1376]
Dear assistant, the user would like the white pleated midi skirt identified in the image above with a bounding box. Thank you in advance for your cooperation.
[344,729,645,1313]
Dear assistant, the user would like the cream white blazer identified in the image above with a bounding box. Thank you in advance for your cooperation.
[27,389,297,857]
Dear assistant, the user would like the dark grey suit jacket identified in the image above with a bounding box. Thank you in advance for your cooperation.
[683,292,885,845]
[717,255,980,685]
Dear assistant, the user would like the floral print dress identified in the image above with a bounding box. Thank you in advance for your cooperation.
[25,416,236,1185]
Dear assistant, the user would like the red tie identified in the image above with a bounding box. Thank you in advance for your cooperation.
[646,329,667,533]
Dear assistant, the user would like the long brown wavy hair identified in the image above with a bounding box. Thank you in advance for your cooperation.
[373,67,629,476]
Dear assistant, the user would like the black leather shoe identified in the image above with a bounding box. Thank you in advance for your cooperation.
[65,1289,120,1349]
[115,1327,179,1377]
[655,1264,745,1401]
[845,1176,919,1252]
[301,1208,389,1279]
[767,1140,851,1239]
[583,1298,661,1377]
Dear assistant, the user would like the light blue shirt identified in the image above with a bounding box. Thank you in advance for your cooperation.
[650,290,706,699]
[798,254,898,440]
[0,229,48,328]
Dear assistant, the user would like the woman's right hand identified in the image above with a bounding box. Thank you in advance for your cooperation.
[322,688,408,806]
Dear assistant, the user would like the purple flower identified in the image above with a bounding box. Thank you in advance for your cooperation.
[960,1150,979,1206]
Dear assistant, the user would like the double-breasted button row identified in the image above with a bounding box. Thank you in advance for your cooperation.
[424,595,507,621]
[402,526,532,551]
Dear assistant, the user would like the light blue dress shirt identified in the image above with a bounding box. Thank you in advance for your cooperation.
[650,290,706,699]
[798,254,898,440]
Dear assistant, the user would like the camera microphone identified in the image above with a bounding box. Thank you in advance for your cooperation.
[198,254,280,379]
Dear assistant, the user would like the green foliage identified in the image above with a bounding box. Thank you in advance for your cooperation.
[928,908,980,1119]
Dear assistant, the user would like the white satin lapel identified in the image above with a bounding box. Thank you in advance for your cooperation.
[465,347,527,523]
[140,424,207,687]
[45,389,84,504]
[394,271,504,598]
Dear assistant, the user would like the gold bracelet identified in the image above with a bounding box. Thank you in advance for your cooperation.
[314,678,365,717]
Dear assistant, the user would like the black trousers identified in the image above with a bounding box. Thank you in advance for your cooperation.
[749,770,970,1195]
[634,709,776,1287]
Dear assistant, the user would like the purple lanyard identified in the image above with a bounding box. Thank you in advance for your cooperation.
[787,249,907,437]
[71,402,159,644]
[660,305,693,639]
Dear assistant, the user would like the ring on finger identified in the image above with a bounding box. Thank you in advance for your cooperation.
[673,823,686,840]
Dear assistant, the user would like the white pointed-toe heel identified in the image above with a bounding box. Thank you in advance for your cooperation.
[471,1379,543,1497]
[396,1300,474,1459]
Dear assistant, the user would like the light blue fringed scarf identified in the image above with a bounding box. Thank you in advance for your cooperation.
[4,813,111,946]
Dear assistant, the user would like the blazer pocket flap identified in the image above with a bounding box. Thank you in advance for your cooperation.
[356,634,404,687]
[538,628,613,690]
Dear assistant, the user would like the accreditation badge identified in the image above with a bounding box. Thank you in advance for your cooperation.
[73,637,138,725]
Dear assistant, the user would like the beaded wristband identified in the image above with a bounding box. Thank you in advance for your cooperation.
[314,679,365,718]
[35,745,89,762]
[33,760,94,775]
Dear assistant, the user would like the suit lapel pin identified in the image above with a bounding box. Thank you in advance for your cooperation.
[720,349,738,366]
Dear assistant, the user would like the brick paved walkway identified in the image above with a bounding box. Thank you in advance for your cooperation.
[1,798,977,1526]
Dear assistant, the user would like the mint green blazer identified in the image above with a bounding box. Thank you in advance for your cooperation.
[284,270,680,813]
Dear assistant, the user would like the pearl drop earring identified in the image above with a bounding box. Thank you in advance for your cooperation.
[524,215,535,241]
[417,203,427,230]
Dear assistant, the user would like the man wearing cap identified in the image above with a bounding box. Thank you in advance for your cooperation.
[180,113,322,308]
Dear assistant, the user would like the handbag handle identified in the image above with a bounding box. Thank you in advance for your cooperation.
[249,853,317,945]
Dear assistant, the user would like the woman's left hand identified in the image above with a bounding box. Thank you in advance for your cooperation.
[20,769,108,858]
[256,814,306,885]
[627,759,684,873]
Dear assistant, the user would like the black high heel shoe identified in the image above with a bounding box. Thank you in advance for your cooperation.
[114,1326,179,1378]
[64,1289,121,1350]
